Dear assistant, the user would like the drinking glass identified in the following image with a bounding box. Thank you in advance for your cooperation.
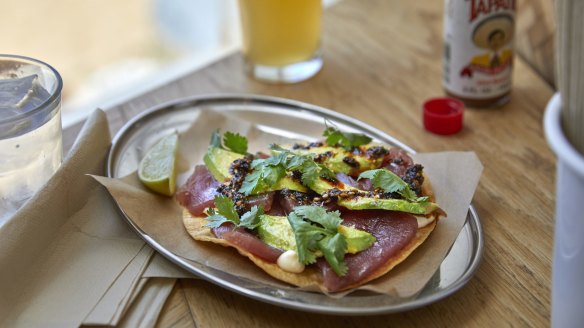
[238,0,323,83]
[0,55,63,225]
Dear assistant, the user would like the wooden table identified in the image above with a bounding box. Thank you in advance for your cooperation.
[66,0,555,326]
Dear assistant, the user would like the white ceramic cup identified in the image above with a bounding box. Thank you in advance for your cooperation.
[544,93,584,328]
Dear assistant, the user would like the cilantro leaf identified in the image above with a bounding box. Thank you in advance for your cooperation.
[239,169,264,195]
[417,196,430,202]
[270,144,336,188]
[287,205,348,276]
[400,186,419,202]
[323,123,372,150]
[359,169,404,193]
[290,158,336,187]
[239,205,264,230]
[208,129,249,155]
[214,195,240,222]
[287,212,321,265]
[349,133,373,147]
[240,156,287,195]
[268,143,288,153]
[224,131,248,155]
[323,128,344,146]
[264,149,289,167]
[205,196,264,231]
[299,162,319,186]
[292,206,342,231]
[204,195,240,228]
[317,164,336,180]
[318,234,348,276]
[358,169,426,203]
[204,208,227,229]
[264,165,287,186]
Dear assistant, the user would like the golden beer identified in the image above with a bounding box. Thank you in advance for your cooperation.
[238,0,323,82]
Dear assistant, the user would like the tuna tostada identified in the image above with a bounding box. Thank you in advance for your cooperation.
[176,126,446,293]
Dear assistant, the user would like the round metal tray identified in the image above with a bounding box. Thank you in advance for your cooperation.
[107,94,483,315]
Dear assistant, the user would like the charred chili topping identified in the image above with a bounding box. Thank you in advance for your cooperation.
[308,141,325,148]
[314,151,334,163]
[291,141,324,150]
[289,169,303,183]
[342,156,360,168]
[402,164,425,196]
[216,157,253,215]
[216,183,247,216]
[366,146,388,159]
[323,125,373,151]
[280,188,317,205]
[320,175,342,187]
[380,190,402,200]
[313,188,376,203]
[281,188,365,206]
[228,158,252,190]
[323,188,357,201]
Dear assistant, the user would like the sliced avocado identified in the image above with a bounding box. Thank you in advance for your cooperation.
[338,225,376,254]
[257,214,376,254]
[291,145,384,176]
[337,196,439,215]
[309,176,353,195]
[273,176,307,193]
[257,215,297,251]
[203,146,245,182]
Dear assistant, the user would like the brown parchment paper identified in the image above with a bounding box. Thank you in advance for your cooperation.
[93,111,483,298]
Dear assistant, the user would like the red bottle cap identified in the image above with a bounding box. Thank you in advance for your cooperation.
[423,97,464,135]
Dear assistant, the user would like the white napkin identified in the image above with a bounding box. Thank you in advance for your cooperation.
[0,109,187,327]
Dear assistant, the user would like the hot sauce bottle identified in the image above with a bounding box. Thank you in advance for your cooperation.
[443,0,516,108]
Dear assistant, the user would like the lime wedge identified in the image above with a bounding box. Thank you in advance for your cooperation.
[138,133,179,196]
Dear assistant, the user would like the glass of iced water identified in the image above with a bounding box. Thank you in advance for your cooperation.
[0,55,63,225]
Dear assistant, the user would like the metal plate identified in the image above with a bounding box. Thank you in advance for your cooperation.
[107,94,483,315]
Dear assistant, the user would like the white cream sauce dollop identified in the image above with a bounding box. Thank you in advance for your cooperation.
[277,250,305,273]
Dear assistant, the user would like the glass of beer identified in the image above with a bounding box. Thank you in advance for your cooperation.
[0,55,63,226]
[238,0,323,83]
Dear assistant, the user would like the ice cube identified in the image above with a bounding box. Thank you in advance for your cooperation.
[0,75,51,115]
[0,75,36,109]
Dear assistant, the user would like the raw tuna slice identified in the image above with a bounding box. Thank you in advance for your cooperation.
[335,173,359,188]
[336,172,373,191]
[176,165,219,216]
[318,209,418,292]
[245,192,275,212]
[381,148,414,176]
[213,223,283,263]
